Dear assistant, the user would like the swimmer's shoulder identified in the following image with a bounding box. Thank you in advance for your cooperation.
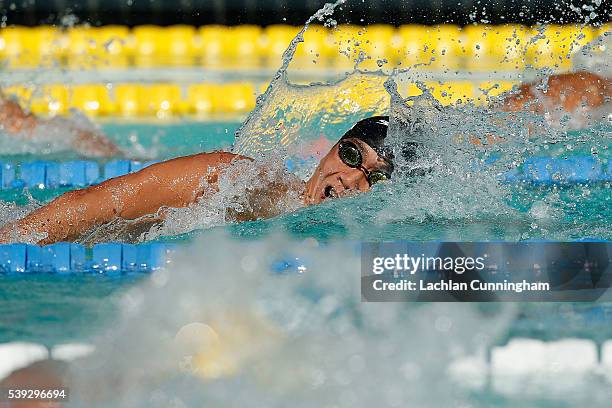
[139,151,252,173]
[194,150,254,163]
[119,151,256,186]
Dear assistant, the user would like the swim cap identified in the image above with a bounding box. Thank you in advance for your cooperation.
[340,116,389,153]
[342,116,427,175]
[340,116,395,172]
[340,116,423,176]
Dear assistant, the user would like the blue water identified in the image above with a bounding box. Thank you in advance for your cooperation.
[0,274,136,345]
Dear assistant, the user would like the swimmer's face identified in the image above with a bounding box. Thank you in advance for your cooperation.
[304,137,392,205]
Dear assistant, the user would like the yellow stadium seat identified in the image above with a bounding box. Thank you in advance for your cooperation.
[133,25,197,66]
[215,83,256,113]
[187,84,218,115]
[397,25,434,68]
[30,85,68,116]
[427,25,465,72]
[293,25,332,69]
[66,27,97,68]
[223,25,262,68]
[399,25,464,72]
[132,25,161,66]
[200,25,228,68]
[164,25,199,66]
[475,80,519,105]
[263,25,301,67]
[463,25,490,71]
[315,74,388,116]
[101,26,131,67]
[69,84,115,116]
[526,24,595,71]
[66,25,130,68]
[425,81,474,106]
[464,25,530,72]
[0,26,63,68]
[145,84,183,117]
[114,84,145,116]
[492,24,530,71]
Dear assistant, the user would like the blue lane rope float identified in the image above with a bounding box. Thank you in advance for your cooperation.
[0,242,310,274]
[4,243,307,275]
[495,156,609,184]
[0,240,607,275]
[0,242,176,274]
[0,157,609,191]
[0,160,160,190]
[519,157,607,184]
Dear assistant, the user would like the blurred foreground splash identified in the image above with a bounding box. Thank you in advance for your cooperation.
[65,232,517,407]
[61,232,612,407]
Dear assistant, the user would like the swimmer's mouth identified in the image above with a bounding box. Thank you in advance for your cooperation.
[323,185,338,200]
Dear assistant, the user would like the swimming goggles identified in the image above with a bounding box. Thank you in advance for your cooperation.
[338,141,391,186]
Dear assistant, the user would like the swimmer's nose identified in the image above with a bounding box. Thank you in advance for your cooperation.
[339,170,368,191]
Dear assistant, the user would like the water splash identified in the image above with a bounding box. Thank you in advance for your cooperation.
[142,156,304,242]
[0,197,39,230]
[228,3,610,243]
[65,232,518,407]
[573,32,611,77]
[0,109,118,157]
[1,2,610,244]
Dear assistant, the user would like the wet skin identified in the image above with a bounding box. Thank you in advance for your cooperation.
[502,71,610,114]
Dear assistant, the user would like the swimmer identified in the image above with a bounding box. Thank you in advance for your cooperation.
[0,72,609,245]
[0,116,394,244]
[500,71,610,125]
[0,91,122,157]
[463,71,611,145]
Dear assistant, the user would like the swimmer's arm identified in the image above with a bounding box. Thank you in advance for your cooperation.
[0,92,121,157]
[0,152,246,244]
[0,94,37,133]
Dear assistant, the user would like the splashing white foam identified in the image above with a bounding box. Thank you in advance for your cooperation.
[64,232,519,407]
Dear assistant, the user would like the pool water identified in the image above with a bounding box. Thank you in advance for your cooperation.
[0,274,135,345]
[1,120,610,343]
[0,120,239,165]
[42,234,612,407]
[0,82,610,408]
